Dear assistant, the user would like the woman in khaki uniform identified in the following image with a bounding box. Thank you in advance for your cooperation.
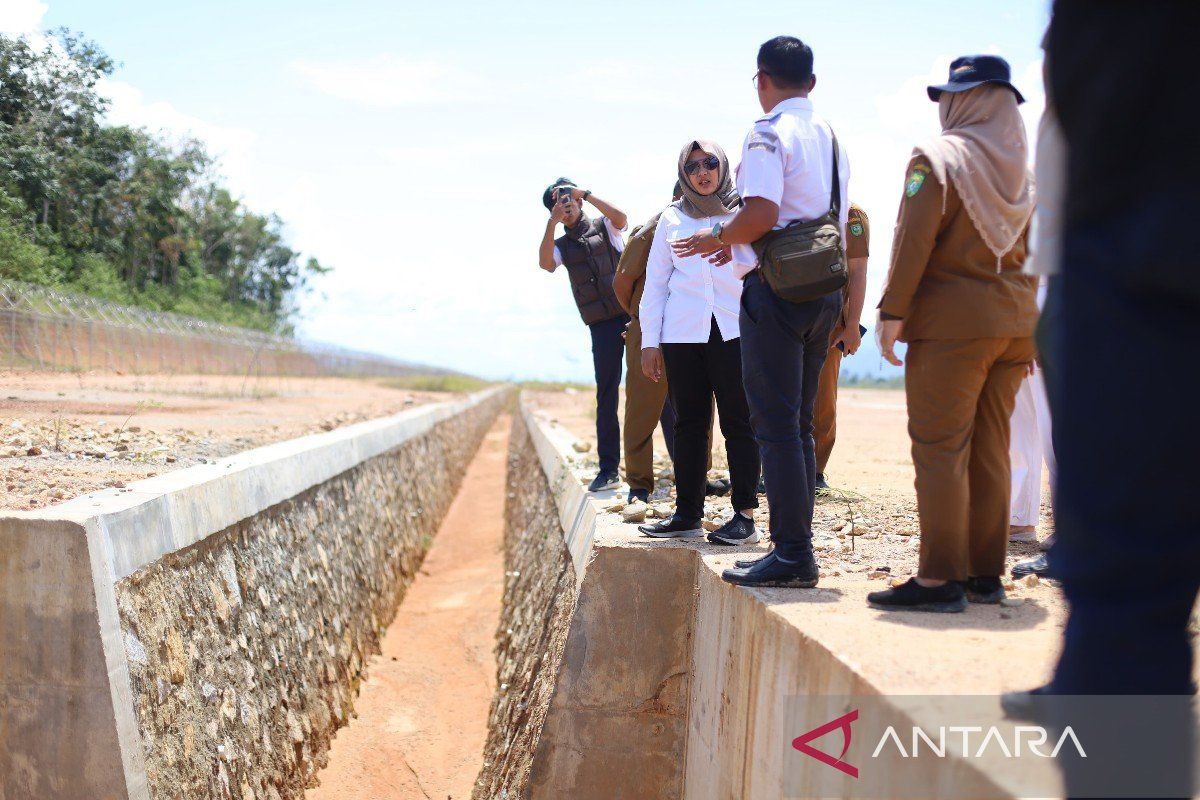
[870,55,1037,613]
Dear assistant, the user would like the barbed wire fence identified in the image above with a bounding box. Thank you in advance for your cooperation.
[0,279,444,380]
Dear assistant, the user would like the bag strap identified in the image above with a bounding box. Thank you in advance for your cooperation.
[828,129,841,221]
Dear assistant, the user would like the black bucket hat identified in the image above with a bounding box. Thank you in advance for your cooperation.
[927,55,1025,104]
[542,177,577,209]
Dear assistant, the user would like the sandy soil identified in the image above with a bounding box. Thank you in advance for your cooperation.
[0,372,452,511]
[307,414,510,800]
[526,387,1058,607]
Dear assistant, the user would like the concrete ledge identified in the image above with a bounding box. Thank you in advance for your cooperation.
[484,392,1062,799]
[0,386,508,800]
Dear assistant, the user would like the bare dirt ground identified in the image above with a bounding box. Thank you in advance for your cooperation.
[526,387,1059,613]
[308,414,510,800]
[0,371,451,511]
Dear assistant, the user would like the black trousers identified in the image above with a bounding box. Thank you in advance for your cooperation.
[739,271,840,560]
[589,314,628,474]
[661,317,760,521]
[1048,3,1200,796]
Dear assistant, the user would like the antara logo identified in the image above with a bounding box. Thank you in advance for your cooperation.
[793,709,1087,779]
[792,709,859,778]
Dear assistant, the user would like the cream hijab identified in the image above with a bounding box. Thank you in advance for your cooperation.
[676,140,741,219]
[914,84,1035,259]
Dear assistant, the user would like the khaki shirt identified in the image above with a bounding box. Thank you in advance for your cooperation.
[880,156,1037,341]
[829,203,870,340]
[615,214,661,320]
[846,203,869,260]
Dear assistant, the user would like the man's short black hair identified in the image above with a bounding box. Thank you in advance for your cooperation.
[542,177,576,209]
[757,36,814,89]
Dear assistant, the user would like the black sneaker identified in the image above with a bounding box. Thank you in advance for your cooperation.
[963,576,1005,604]
[707,513,760,546]
[588,470,620,492]
[721,552,819,588]
[706,478,731,497]
[734,550,772,569]
[638,515,703,538]
[867,578,967,613]
[627,487,650,504]
[815,473,831,494]
[1011,553,1051,579]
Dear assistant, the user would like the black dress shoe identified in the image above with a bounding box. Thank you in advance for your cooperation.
[707,514,759,546]
[588,470,620,492]
[963,576,1005,604]
[1011,553,1051,579]
[706,478,731,497]
[815,473,831,494]
[638,515,702,538]
[867,578,967,613]
[627,487,650,504]
[721,552,819,588]
[734,550,771,569]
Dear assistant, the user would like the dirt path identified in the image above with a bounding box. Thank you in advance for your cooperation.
[308,414,511,800]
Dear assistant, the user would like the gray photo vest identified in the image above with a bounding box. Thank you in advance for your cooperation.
[556,216,625,326]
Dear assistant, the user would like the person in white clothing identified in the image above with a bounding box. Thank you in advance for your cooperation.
[1009,367,1055,537]
[672,36,849,588]
[638,140,761,545]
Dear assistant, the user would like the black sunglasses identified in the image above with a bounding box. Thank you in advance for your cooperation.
[683,155,721,175]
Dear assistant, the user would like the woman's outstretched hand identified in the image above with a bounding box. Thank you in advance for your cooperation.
[671,229,722,259]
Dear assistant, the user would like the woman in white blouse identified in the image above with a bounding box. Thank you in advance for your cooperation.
[637,140,762,544]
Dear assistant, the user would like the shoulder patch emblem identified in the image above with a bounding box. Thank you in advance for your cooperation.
[905,165,930,198]
[849,221,864,237]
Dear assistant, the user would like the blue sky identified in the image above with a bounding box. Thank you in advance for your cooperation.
[5,0,1051,381]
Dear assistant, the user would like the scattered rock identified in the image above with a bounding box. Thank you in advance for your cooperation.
[1020,574,1040,589]
[702,519,721,532]
[572,440,592,453]
[621,502,648,524]
[867,570,890,579]
[1000,597,1026,607]
[26,446,41,456]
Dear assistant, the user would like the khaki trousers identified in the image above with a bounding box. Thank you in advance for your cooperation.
[813,344,842,475]
[905,337,1035,581]
[623,318,671,493]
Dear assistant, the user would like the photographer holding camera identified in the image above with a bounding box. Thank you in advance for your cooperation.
[538,178,630,492]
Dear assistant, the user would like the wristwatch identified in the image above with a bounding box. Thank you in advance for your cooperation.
[712,221,725,244]
[582,189,592,202]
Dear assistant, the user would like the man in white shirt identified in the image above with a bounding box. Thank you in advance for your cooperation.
[538,178,630,492]
[672,36,849,588]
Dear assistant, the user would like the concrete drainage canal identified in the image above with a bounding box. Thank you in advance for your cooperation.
[0,388,1037,799]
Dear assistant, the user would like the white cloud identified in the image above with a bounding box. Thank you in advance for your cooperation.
[99,77,259,196]
[292,55,458,107]
[0,0,47,35]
